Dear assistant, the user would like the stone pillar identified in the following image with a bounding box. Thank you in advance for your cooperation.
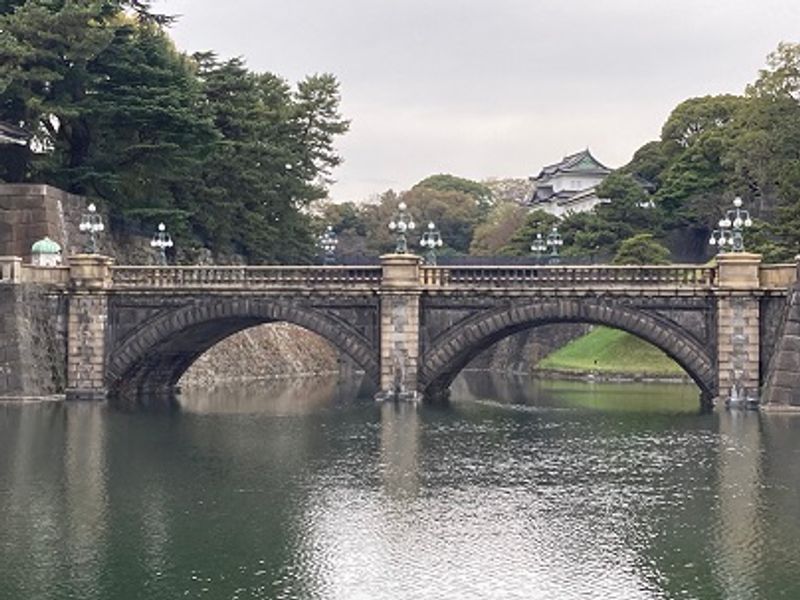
[0,256,22,282]
[377,254,422,402]
[66,254,113,401]
[716,253,761,407]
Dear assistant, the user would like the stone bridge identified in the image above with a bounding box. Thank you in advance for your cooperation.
[2,252,800,408]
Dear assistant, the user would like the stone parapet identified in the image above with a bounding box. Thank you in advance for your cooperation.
[717,253,762,290]
[0,256,22,283]
[380,254,422,290]
[69,254,114,290]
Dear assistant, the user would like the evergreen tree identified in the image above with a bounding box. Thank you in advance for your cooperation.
[0,2,349,264]
[613,234,671,265]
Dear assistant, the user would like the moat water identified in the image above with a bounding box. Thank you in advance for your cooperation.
[1,374,799,599]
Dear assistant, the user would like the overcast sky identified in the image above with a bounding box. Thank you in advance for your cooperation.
[155,0,799,202]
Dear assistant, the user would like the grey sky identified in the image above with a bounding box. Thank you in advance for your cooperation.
[156,0,799,201]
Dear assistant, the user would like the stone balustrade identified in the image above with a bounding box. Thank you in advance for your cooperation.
[20,265,70,286]
[3,257,798,294]
[759,264,797,289]
[419,264,718,289]
[111,265,383,289]
[0,256,22,282]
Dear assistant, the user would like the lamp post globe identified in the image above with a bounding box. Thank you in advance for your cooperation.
[388,201,415,254]
[419,221,444,266]
[709,196,752,254]
[150,222,174,265]
[546,225,564,264]
[318,225,339,265]
[79,203,105,254]
[531,232,547,262]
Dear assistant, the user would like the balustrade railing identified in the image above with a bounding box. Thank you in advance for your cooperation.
[759,264,797,289]
[419,265,717,288]
[20,265,70,286]
[105,263,800,291]
[0,257,22,283]
[111,265,383,289]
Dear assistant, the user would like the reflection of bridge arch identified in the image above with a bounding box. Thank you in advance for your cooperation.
[418,299,716,400]
[106,298,379,405]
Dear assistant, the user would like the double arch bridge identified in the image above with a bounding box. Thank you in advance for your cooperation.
[2,252,799,408]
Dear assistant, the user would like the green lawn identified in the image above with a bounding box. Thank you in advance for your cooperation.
[537,326,685,376]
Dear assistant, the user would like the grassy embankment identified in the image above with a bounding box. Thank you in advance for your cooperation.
[537,326,685,378]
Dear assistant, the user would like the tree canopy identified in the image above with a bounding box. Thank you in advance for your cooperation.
[0,0,348,263]
[612,234,671,265]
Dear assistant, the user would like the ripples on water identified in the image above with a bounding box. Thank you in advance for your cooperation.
[1,374,800,599]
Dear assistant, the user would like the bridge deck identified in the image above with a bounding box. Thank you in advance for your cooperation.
[1,260,796,292]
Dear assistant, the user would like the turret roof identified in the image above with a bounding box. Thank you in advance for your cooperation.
[31,237,61,254]
[534,149,611,181]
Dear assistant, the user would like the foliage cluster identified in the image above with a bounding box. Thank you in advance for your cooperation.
[0,0,348,263]
[318,42,800,265]
[317,175,489,258]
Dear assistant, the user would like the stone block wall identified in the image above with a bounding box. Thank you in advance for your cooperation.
[762,285,800,407]
[717,295,760,403]
[66,293,108,401]
[380,293,421,396]
[0,184,87,261]
[0,283,67,397]
[467,324,590,373]
[180,323,340,386]
[0,286,22,393]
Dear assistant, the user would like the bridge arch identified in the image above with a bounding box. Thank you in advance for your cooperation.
[106,298,379,406]
[418,299,716,400]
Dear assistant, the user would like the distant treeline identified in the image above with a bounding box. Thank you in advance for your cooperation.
[319,42,800,265]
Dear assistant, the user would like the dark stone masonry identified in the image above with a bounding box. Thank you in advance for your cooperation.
[0,284,67,397]
[0,184,86,261]
[762,284,800,406]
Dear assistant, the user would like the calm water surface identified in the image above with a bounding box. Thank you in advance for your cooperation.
[1,374,800,600]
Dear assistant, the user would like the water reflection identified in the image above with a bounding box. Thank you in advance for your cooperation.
[455,371,702,413]
[1,375,800,599]
[712,412,762,597]
[179,376,364,415]
[380,403,422,499]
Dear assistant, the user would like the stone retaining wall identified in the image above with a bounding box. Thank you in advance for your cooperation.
[0,184,85,261]
[0,283,67,397]
[180,323,341,387]
[762,284,800,406]
[468,324,590,374]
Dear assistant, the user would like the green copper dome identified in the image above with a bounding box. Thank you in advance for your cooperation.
[31,236,62,254]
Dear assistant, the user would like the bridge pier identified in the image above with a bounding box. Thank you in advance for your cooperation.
[376,254,422,402]
[66,254,113,402]
[716,253,761,407]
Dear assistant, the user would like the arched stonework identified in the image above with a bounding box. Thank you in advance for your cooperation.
[106,297,379,404]
[418,299,716,399]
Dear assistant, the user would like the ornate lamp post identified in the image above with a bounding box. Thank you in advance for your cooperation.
[388,201,416,254]
[150,222,174,265]
[546,225,564,263]
[709,197,752,253]
[78,203,105,254]
[318,225,338,265]
[419,221,444,265]
[531,232,547,263]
